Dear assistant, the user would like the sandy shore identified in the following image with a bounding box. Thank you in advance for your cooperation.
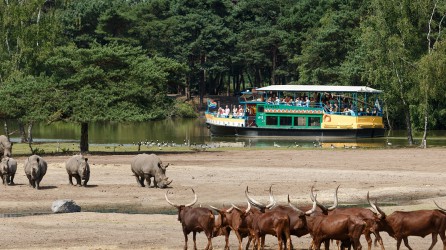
[0,148,446,249]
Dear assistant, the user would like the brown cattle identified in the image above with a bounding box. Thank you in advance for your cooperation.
[165,189,216,250]
[211,202,254,250]
[299,191,366,250]
[368,194,446,250]
[245,187,292,250]
[312,189,385,250]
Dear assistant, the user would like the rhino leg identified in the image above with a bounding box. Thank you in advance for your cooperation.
[68,174,75,185]
[1,175,6,185]
[8,174,15,185]
[82,177,89,187]
[144,175,153,188]
[135,175,145,187]
[74,175,82,186]
[35,180,40,190]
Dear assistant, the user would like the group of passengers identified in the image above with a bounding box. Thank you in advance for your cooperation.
[266,96,312,107]
[216,105,245,118]
[263,92,381,116]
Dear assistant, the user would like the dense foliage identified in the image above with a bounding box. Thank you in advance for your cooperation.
[0,0,445,149]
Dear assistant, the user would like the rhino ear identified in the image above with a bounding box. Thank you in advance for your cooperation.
[85,158,88,162]
[165,163,170,168]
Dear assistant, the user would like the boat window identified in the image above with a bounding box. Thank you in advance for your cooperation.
[309,117,321,127]
[294,117,306,126]
[266,116,278,126]
[258,106,264,113]
[280,116,292,126]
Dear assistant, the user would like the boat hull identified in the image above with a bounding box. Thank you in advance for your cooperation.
[206,123,385,138]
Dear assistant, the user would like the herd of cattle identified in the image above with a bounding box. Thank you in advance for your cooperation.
[165,186,446,250]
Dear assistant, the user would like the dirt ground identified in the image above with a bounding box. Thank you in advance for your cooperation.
[1,148,446,249]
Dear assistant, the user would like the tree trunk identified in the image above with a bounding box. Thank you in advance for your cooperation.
[403,105,414,146]
[3,121,9,140]
[19,122,27,142]
[27,122,33,143]
[80,122,89,153]
[421,99,428,148]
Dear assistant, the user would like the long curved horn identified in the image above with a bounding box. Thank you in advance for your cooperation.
[245,201,251,213]
[245,186,266,209]
[327,185,340,211]
[287,194,305,215]
[266,185,276,209]
[373,200,386,218]
[433,200,446,212]
[310,186,328,212]
[185,188,198,207]
[226,205,235,213]
[165,191,179,208]
[306,194,318,215]
[367,192,378,213]
[166,179,173,186]
[210,205,221,213]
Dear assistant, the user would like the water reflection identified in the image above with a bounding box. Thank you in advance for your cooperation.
[6,119,446,148]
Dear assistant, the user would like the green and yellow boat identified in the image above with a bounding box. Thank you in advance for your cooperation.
[205,85,385,138]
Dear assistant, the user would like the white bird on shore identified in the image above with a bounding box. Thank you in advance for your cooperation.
[273,142,281,148]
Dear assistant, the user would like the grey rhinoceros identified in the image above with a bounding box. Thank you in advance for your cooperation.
[131,153,172,188]
[0,157,17,185]
[24,155,48,190]
[0,135,12,159]
[65,154,90,187]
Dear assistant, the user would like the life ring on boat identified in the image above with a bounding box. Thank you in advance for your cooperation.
[323,114,331,123]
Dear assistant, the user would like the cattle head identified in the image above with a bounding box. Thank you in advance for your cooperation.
[310,185,339,214]
[165,188,198,221]
[367,192,386,219]
[245,186,276,212]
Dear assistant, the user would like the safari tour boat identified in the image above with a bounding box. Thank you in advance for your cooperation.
[205,85,385,138]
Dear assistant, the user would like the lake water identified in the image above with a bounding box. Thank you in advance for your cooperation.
[7,119,446,148]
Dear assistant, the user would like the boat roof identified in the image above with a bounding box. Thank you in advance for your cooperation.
[256,85,382,93]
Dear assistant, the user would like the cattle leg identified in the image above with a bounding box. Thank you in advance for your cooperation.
[373,232,385,250]
[192,232,197,250]
[364,232,372,250]
[438,230,446,250]
[183,231,188,250]
[234,230,243,250]
[428,233,438,250]
[402,237,413,250]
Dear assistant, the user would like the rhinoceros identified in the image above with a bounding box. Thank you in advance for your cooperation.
[24,155,48,190]
[130,153,172,188]
[0,135,12,159]
[0,157,17,185]
[65,154,90,187]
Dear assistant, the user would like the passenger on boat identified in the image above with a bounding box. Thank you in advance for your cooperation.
[217,106,224,117]
[267,97,272,104]
[232,105,238,117]
[275,97,280,105]
[297,97,303,106]
[305,97,310,107]
[224,105,230,117]
[237,105,244,117]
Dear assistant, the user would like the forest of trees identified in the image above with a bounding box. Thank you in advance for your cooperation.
[0,0,445,151]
